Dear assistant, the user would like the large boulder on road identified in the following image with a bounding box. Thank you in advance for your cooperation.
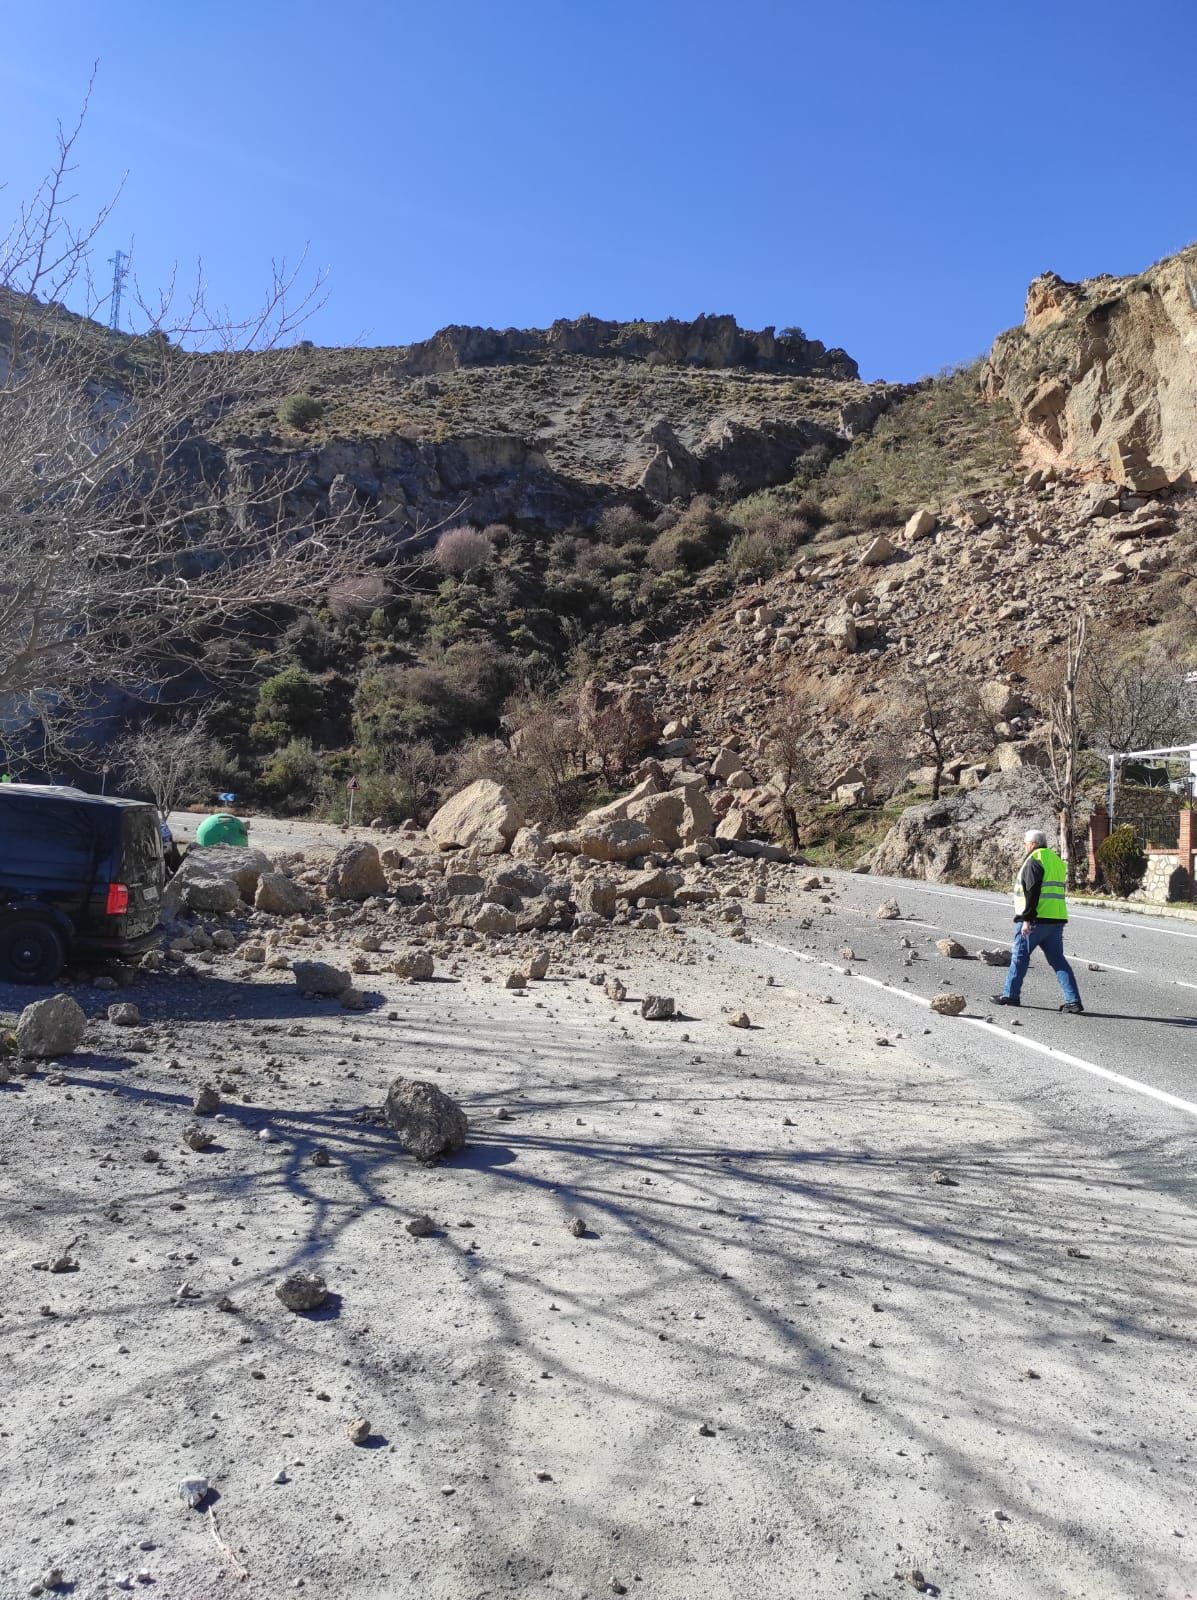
[165,846,272,911]
[427,780,523,855]
[384,1077,468,1161]
[255,872,315,915]
[16,994,87,1059]
[326,841,387,900]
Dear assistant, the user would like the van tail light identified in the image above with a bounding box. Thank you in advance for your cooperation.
[106,883,130,916]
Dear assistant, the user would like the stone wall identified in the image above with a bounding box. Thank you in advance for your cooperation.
[1131,850,1194,903]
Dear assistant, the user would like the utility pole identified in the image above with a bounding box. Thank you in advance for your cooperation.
[107,249,128,332]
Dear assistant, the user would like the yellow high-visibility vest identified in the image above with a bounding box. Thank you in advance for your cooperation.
[1013,846,1068,922]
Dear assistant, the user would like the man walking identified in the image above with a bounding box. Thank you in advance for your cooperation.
[992,829,1084,1013]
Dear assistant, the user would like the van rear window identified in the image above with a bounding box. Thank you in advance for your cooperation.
[0,795,95,879]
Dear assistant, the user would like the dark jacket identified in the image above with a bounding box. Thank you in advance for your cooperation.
[1014,853,1045,923]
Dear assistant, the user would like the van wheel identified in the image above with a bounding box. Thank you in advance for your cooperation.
[0,919,66,984]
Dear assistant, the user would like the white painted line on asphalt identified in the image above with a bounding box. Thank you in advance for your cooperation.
[1176,980,1197,992]
[757,937,1197,1121]
[893,917,1139,975]
[850,874,1197,941]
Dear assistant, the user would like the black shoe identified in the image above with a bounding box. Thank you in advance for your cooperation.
[1059,1001,1085,1015]
[991,994,1019,1007]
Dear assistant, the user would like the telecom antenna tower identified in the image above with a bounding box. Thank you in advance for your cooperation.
[107,249,128,331]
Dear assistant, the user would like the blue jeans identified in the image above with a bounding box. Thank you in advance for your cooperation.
[1003,921,1081,1005]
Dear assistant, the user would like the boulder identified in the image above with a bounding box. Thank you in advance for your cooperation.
[905,506,938,541]
[860,534,895,568]
[255,872,314,915]
[825,613,859,653]
[276,1272,328,1313]
[510,827,553,863]
[327,841,387,900]
[16,994,86,1059]
[624,791,685,849]
[472,903,517,937]
[577,819,655,863]
[875,898,902,920]
[575,877,617,918]
[427,780,523,855]
[178,873,240,914]
[930,993,967,1016]
[715,808,749,842]
[679,785,716,842]
[384,1076,468,1161]
[936,938,970,960]
[166,846,272,909]
[640,995,676,1021]
[711,747,751,782]
[292,960,352,996]
[393,951,435,981]
[106,1002,141,1026]
[617,867,680,903]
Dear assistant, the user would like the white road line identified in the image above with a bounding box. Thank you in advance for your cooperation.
[1176,980,1197,992]
[757,937,1197,1121]
[885,916,1138,975]
[847,875,1197,941]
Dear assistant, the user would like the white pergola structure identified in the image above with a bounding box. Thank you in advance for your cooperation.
[1107,743,1197,823]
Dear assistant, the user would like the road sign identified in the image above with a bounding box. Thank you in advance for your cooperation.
[346,776,359,792]
[218,792,237,804]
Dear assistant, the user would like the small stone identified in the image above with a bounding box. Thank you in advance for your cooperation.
[566,1217,586,1238]
[929,993,966,1017]
[932,1170,958,1186]
[406,1215,435,1237]
[605,979,627,1002]
[273,1469,289,1484]
[107,1002,141,1026]
[727,1011,750,1028]
[346,1417,371,1445]
[875,899,902,920]
[697,1422,716,1436]
[193,1083,220,1116]
[640,994,675,1021]
[258,1128,274,1143]
[440,1484,456,1496]
[534,1469,553,1482]
[183,1125,214,1152]
[504,971,527,990]
[495,1106,512,1122]
[311,1147,331,1167]
[936,937,969,960]
[178,1476,210,1508]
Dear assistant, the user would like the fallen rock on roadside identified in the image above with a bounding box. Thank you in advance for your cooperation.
[384,1077,468,1161]
[16,995,86,1059]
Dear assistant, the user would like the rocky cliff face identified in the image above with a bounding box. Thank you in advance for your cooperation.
[984,244,1197,489]
[394,312,859,381]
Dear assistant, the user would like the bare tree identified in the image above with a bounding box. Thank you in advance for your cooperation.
[112,710,226,816]
[872,675,995,801]
[0,87,423,739]
[765,679,822,847]
[1079,632,1195,755]
[1042,614,1088,885]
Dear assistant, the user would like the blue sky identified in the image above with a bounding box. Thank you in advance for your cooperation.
[3,0,1195,381]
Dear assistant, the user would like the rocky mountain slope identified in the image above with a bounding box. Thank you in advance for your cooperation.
[216,313,902,536]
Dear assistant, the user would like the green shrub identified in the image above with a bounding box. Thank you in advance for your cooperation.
[253,667,325,743]
[277,392,325,431]
[257,738,323,813]
[1096,824,1147,897]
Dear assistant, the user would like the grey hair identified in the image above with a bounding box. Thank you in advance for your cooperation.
[1024,828,1048,848]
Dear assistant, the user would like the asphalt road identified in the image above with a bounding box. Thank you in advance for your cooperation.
[741,869,1197,1187]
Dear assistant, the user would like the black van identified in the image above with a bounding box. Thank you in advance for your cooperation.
[0,785,165,982]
